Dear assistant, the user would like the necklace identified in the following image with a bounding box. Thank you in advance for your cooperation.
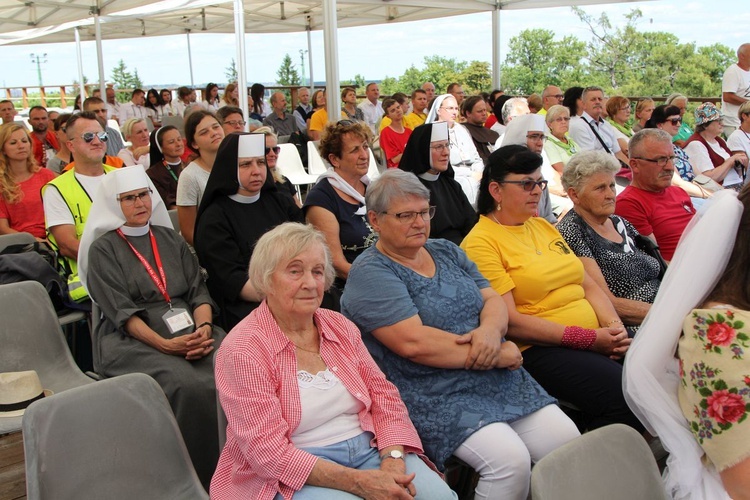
[291,341,323,361]
[490,213,542,255]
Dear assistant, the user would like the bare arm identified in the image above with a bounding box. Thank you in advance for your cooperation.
[306,206,351,279]
[49,224,79,260]
[615,150,630,166]
[177,205,197,246]
[308,129,321,141]
[305,457,414,500]
[616,138,629,157]
[720,458,750,500]
[722,91,748,106]
[239,280,263,302]
[699,152,747,183]
[581,269,621,327]
[550,161,565,176]
[0,219,19,235]
[372,288,512,370]
[579,256,651,325]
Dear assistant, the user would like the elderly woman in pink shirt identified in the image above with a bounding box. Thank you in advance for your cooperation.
[211,222,455,500]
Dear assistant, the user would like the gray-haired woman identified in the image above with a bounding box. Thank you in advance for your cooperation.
[212,221,455,500]
[342,169,579,500]
[556,150,662,331]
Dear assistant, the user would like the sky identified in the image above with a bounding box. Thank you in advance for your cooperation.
[1,0,749,90]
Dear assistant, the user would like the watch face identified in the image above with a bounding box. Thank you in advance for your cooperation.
[390,450,403,459]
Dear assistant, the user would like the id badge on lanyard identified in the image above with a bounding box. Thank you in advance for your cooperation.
[117,228,195,336]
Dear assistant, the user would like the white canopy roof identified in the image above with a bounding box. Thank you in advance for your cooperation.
[0,0,647,45]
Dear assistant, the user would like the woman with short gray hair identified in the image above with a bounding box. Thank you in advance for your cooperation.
[342,170,579,500]
[213,221,455,500]
[557,150,662,331]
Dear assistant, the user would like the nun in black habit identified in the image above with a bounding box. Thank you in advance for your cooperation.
[194,133,303,331]
[399,122,477,245]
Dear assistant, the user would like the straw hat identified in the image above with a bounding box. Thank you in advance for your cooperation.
[0,371,53,418]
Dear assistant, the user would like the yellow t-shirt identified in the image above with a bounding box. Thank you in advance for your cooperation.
[461,216,599,347]
[404,112,427,130]
[379,115,418,133]
[308,108,329,132]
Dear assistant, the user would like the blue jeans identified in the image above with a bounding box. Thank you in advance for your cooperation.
[275,432,457,500]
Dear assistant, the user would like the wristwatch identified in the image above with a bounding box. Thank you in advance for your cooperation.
[380,449,405,461]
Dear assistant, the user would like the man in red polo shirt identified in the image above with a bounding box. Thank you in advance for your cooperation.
[615,129,696,261]
[29,106,59,169]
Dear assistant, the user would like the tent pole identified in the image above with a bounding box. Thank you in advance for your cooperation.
[492,3,501,90]
[322,0,340,122]
[306,18,313,91]
[94,11,106,99]
[186,30,195,87]
[74,27,86,99]
[233,0,249,131]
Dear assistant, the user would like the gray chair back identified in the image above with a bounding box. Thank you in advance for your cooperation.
[0,281,94,434]
[23,373,208,500]
[168,208,180,233]
[0,232,35,253]
[531,423,668,500]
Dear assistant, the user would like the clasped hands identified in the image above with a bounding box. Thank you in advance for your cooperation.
[160,324,214,360]
[455,326,522,371]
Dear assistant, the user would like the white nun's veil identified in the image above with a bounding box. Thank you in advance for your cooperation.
[425,94,453,124]
[78,166,172,292]
[624,190,741,500]
[501,114,546,147]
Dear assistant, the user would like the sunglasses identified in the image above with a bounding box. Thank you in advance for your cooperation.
[666,118,682,125]
[79,131,108,143]
[265,146,281,155]
[498,179,549,192]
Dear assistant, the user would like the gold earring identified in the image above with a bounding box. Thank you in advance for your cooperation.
[496,204,502,212]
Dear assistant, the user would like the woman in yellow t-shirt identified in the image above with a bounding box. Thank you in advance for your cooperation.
[461,144,642,432]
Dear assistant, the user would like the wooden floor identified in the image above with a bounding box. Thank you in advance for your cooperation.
[0,432,26,500]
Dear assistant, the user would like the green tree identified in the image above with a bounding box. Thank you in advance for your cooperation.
[225,58,238,83]
[460,61,492,94]
[422,56,467,94]
[131,68,143,90]
[110,59,143,100]
[276,54,300,86]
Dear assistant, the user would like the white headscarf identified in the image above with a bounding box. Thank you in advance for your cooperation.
[78,165,172,291]
[624,190,741,500]
[425,94,454,124]
[501,113,546,147]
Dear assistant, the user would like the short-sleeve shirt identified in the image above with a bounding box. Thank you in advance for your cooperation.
[0,168,56,238]
[308,109,329,133]
[721,63,750,128]
[340,239,555,468]
[303,178,376,265]
[556,211,661,303]
[43,172,106,229]
[175,161,210,207]
[461,216,600,349]
[673,145,695,182]
[544,134,579,167]
[379,126,412,168]
[684,140,743,187]
[727,128,750,157]
[614,185,695,261]
[568,113,622,155]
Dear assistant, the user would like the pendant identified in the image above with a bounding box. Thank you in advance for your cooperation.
[536,250,542,255]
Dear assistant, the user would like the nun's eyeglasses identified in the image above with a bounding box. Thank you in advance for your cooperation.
[118,189,152,206]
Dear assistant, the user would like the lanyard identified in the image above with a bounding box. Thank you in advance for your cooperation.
[163,161,179,182]
[116,228,172,308]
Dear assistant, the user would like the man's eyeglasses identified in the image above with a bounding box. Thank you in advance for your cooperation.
[381,206,436,224]
[633,156,676,167]
[118,189,152,206]
[224,120,246,127]
[265,146,281,155]
[430,143,450,151]
[79,131,108,143]
[498,179,549,192]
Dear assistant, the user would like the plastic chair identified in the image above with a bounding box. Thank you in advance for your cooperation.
[530,424,667,500]
[307,140,329,176]
[23,373,208,500]
[276,143,319,199]
[107,119,130,147]
[0,231,35,252]
[0,281,94,434]
[168,208,180,233]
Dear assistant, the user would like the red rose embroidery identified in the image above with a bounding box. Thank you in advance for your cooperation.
[706,322,736,346]
[706,390,746,424]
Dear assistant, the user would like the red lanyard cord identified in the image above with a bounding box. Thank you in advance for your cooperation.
[116,228,172,307]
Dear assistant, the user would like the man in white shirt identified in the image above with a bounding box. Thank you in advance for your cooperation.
[118,89,153,124]
[721,43,750,137]
[357,82,383,135]
[568,86,629,166]
[105,88,121,123]
[293,87,313,134]
[42,112,113,274]
[174,86,197,117]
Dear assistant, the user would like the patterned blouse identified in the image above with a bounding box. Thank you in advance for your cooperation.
[678,307,750,472]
